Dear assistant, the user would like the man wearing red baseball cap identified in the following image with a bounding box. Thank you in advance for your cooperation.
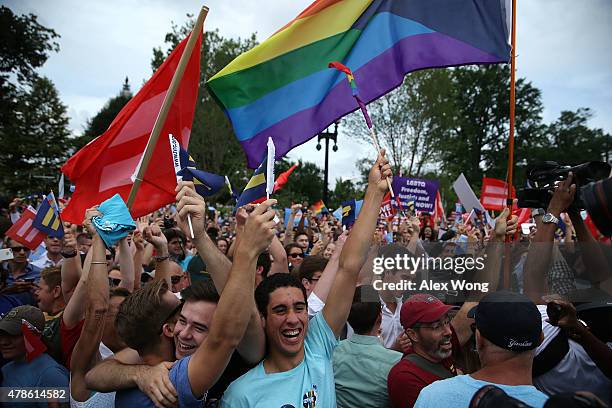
[387,293,475,407]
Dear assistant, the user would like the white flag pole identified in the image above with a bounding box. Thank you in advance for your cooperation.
[169,134,194,239]
[266,137,276,200]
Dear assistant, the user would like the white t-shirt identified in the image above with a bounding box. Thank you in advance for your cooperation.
[534,305,612,405]
[307,292,354,339]
[380,296,404,349]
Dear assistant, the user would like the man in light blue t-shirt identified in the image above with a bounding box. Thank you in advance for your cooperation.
[415,291,549,408]
[222,153,393,407]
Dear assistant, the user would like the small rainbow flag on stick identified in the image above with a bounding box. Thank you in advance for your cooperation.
[311,200,328,217]
[329,61,394,197]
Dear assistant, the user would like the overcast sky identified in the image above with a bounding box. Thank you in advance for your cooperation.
[5,0,612,185]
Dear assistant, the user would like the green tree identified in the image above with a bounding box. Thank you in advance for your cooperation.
[0,6,71,196]
[4,77,72,194]
[74,77,133,149]
[329,178,362,208]
[273,160,325,208]
[344,69,454,177]
[152,19,258,203]
[543,108,609,165]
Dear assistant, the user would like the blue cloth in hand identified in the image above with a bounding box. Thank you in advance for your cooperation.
[92,194,136,248]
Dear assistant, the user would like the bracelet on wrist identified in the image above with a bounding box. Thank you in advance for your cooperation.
[61,250,78,258]
[154,255,170,262]
[90,261,107,265]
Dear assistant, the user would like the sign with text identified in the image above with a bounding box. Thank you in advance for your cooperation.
[392,177,439,213]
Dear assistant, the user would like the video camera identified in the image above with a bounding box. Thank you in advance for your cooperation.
[517,161,609,209]
[517,161,612,236]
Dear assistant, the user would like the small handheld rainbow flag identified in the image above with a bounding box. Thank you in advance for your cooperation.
[311,200,328,217]
[328,61,372,129]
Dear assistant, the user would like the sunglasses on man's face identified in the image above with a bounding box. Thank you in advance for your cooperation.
[108,278,121,286]
[289,253,304,258]
[171,275,183,285]
[10,246,28,253]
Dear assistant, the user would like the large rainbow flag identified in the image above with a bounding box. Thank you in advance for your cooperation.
[208,0,511,168]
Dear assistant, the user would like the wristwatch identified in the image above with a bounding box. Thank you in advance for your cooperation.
[542,213,559,225]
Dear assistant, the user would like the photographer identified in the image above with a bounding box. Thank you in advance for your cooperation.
[524,173,610,301]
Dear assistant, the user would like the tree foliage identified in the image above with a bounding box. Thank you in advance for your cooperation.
[345,64,610,211]
[0,6,72,196]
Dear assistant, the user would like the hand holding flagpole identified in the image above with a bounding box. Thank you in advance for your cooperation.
[329,61,395,197]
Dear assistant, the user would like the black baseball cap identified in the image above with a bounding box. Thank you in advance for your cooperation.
[0,305,45,336]
[468,291,541,352]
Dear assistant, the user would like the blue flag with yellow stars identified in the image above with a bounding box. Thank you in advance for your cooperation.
[341,199,357,227]
[176,147,224,197]
[236,156,268,208]
[33,191,64,238]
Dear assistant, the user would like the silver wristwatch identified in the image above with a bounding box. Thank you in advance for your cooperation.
[542,213,559,225]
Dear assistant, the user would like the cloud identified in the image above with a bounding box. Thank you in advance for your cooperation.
[6,0,611,182]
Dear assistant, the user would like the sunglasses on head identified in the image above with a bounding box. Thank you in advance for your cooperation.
[10,246,28,253]
[289,252,304,258]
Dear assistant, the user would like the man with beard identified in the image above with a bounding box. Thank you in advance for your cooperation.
[387,208,518,407]
[388,294,465,407]
[414,291,548,407]
[220,152,393,407]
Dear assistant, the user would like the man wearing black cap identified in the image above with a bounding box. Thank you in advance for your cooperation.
[413,291,549,407]
[0,305,69,404]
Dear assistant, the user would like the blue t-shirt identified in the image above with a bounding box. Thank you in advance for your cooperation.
[115,355,206,408]
[1,353,69,407]
[221,312,339,407]
[414,374,549,408]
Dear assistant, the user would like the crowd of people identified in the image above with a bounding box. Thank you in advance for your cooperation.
[1,153,611,408]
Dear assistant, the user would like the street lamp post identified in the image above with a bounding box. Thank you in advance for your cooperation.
[316,122,339,204]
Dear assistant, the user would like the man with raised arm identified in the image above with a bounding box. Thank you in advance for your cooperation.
[86,193,278,408]
[221,151,393,407]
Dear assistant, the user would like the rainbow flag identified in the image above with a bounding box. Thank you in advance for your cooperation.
[311,200,328,217]
[208,0,511,167]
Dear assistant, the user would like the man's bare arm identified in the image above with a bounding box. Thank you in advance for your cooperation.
[323,152,392,336]
[176,188,276,397]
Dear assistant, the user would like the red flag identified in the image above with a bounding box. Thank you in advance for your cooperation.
[481,177,516,211]
[514,207,531,226]
[5,208,45,250]
[21,320,47,363]
[273,163,298,193]
[61,32,203,224]
[379,192,396,221]
[434,190,446,228]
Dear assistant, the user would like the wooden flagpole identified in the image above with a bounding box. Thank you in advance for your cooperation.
[503,0,518,289]
[127,6,209,209]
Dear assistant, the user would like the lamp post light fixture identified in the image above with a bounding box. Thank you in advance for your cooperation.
[316,121,339,204]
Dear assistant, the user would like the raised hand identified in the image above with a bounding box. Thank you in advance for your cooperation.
[83,207,102,236]
[367,149,393,194]
[237,199,278,257]
[548,172,576,215]
[143,224,168,253]
[175,181,206,240]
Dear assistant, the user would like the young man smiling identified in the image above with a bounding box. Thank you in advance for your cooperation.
[221,152,393,407]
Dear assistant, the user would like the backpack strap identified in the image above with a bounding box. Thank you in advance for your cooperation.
[405,353,455,379]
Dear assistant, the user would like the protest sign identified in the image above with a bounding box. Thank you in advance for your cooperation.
[392,177,439,213]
